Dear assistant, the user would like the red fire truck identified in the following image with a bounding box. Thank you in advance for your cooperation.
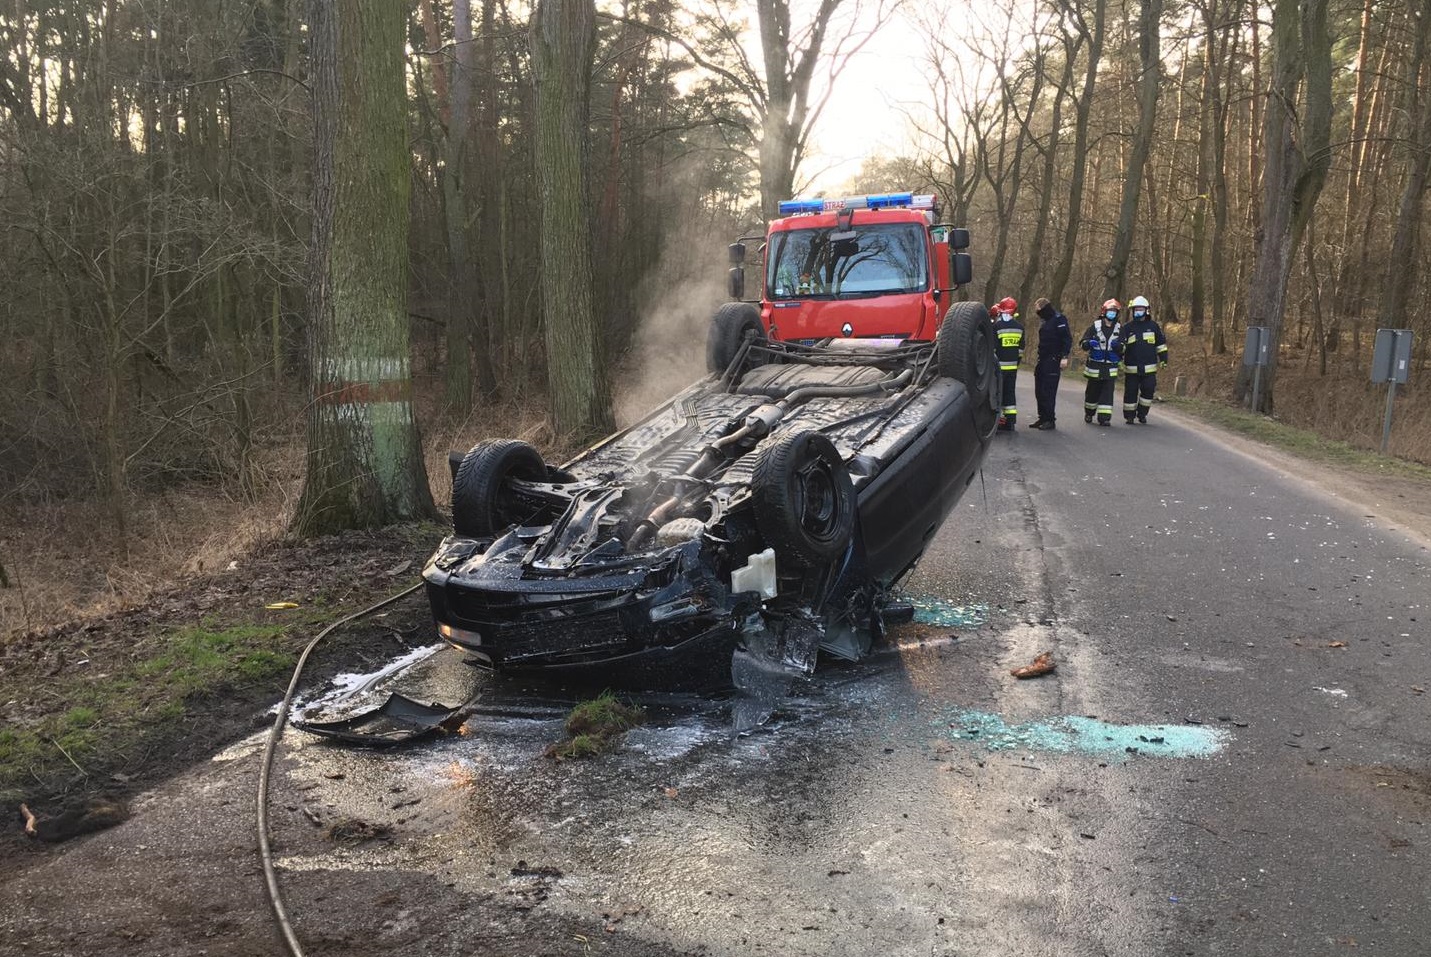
[708,191,976,368]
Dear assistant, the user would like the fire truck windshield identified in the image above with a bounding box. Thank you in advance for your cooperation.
[766,222,928,299]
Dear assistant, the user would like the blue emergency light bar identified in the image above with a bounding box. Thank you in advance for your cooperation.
[777,192,937,216]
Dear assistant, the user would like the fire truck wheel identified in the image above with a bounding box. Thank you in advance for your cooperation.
[451,439,547,537]
[751,430,855,568]
[706,302,767,375]
[938,300,999,435]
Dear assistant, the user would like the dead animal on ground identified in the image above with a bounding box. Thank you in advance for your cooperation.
[18,797,129,842]
[1011,651,1057,679]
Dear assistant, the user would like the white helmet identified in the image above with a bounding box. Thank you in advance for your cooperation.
[1130,295,1150,311]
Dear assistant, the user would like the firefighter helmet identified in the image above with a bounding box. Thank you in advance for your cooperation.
[997,296,1017,314]
[1101,298,1121,319]
[1129,295,1150,318]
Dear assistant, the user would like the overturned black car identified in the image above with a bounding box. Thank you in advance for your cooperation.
[422,301,997,687]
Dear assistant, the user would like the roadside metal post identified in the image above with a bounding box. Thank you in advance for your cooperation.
[1371,328,1414,455]
[1241,326,1270,412]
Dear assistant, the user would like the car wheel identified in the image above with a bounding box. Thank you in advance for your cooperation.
[937,300,998,436]
[451,439,547,537]
[706,302,767,375]
[751,430,855,568]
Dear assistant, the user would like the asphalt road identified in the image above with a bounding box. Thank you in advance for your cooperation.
[3,373,1428,957]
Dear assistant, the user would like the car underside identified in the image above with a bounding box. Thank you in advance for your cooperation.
[422,301,996,688]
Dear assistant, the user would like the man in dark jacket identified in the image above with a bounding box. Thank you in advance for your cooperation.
[1028,298,1073,430]
[1081,299,1124,426]
[1119,295,1168,424]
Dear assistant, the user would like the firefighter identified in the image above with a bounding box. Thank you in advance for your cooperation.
[1080,299,1123,426]
[1028,297,1072,430]
[1120,295,1168,424]
[991,296,1024,432]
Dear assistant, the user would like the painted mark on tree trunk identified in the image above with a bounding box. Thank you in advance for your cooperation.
[937,709,1229,759]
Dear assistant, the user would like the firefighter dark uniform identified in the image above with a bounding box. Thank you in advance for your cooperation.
[1120,296,1168,424]
[1030,298,1072,429]
[991,298,1024,432]
[1080,302,1123,426]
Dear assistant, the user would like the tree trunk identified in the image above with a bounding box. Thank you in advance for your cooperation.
[1238,0,1332,413]
[1049,0,1106,307]
[755,0,846,216]
[292,0,437,536]
[1101,0,1162,303]
[1211,1,1238,355]
[1018,64,1068,310]
[1379,0,1431,330]
[531,0,610,440]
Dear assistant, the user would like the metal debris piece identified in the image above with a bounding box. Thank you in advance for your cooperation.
[292,693,465,746]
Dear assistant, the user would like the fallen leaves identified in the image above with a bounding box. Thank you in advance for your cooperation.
[1011,651,1056,679]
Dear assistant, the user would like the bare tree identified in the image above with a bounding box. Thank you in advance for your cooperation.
[1188,0,1235,343]
[1047,0,1107,307]
[1378,0,1431,329]
[1101,0,1162,303]
[292,0,437,535]
[1239,0,1333,413]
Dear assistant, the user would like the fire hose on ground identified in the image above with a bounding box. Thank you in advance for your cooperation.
[257,579,425,957]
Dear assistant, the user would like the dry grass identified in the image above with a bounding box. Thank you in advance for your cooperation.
[0,392,567,642]
[1163,326,1431,467]
[0,473,296,640]
[418,393,573,511]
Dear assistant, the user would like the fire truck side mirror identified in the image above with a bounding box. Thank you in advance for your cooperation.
[727,243,747,300]
[947,228,970,251]
[951,251,972,287]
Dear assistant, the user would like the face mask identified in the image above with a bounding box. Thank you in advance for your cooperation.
[1133,309,1146,319]
[1104,311,1117,320]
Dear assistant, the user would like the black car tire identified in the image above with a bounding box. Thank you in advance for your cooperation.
[451,439,547,537]
[751,430,856,568]
[937,300,998,435]
[706,302,767,375]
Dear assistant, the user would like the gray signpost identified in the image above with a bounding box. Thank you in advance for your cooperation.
[1242,326,1270,412]
[1371,328,1414,454]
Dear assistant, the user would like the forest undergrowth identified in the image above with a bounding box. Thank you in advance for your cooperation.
[1169,327,1431,465]
[0,385,564,641]
[2,325,1429,643]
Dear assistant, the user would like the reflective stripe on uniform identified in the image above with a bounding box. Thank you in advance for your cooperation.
[999,363,1020,371]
